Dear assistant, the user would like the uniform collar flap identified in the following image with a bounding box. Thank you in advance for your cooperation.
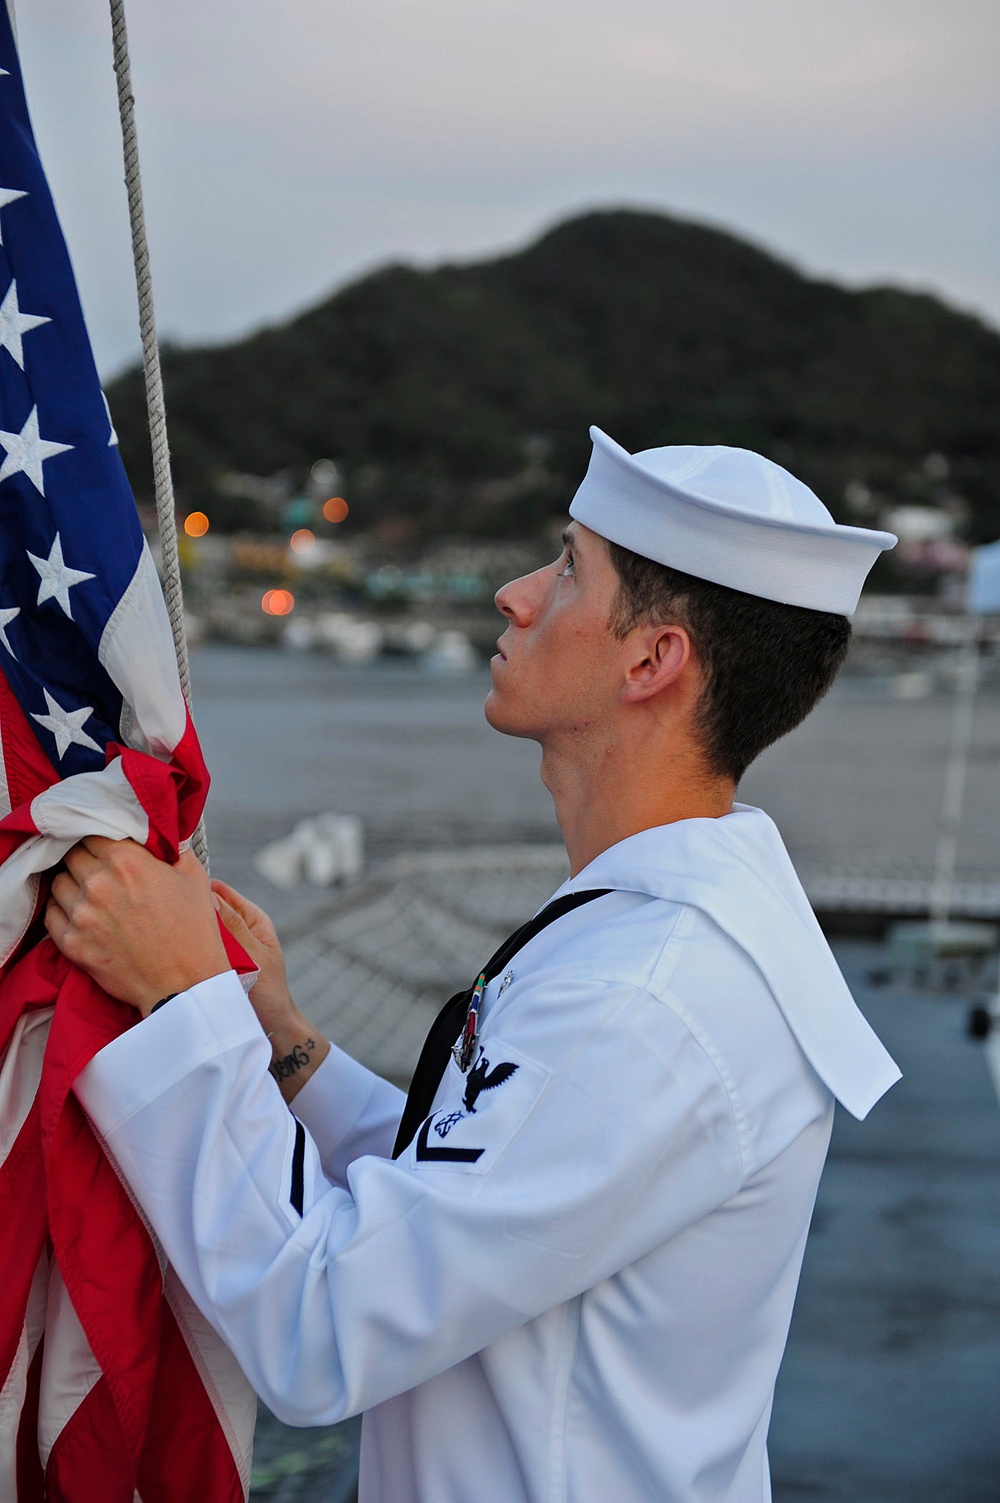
[557,807,900,1120]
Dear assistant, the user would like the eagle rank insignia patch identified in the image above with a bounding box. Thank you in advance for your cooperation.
[413,1042,549,1174]
[463,1055,518,1112]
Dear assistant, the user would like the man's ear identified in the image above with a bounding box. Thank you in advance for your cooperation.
[620,624,692,704]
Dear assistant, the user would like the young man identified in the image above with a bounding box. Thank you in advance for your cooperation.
[50,428,899,1503]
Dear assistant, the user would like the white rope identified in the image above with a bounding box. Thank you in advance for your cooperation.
[108,0,208,870]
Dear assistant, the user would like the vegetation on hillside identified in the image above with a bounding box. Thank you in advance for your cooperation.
[107,209,1000,556]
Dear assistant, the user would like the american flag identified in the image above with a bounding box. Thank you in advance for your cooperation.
[0,12,255,1498]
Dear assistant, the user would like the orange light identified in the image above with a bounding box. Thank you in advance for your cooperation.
[183,511,210,538]
[262,588,295,616]
[322,496,349,524]
[290,527,316,554]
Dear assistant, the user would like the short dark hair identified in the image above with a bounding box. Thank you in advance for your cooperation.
[607,542,852,782]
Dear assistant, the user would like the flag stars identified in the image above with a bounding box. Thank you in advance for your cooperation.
[0,406,73,496]
[0,280,50,369]
[0,603,19,658]
[0,184,27,244]
[27,533,94,619]
[31,688,102,760]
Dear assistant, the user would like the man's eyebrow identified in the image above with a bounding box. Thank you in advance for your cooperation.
[561,526,578,549]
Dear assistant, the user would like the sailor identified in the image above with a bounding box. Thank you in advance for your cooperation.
[50,428,899,1503]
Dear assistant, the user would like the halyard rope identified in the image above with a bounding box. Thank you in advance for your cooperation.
[109,0,208,869]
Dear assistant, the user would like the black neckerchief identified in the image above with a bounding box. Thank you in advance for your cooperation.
[391,888,612,1158]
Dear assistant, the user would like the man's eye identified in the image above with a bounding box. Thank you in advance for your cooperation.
[559,553,575,577]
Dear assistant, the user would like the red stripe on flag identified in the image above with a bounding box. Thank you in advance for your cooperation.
[44,1375,138,1503]
[171,710,211,844]
[38,945,252,1495]
[0,1098,47,1388]
[0,668,59,818]
[0,943,63,1394]
[137,1301,247,1503]
[119,709,209,854]
[15,1337,45,1502]
[41,959,164,1462]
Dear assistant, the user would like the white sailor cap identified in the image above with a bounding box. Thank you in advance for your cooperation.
[569,426,896,616]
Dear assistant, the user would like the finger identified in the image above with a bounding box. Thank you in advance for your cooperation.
[211,882,275,944]
[79,834,129,859]
[50,867,82,915]
[63,842,105,882]
[210,878,258,918]
[44,895,72,952]
[213,891,251,941]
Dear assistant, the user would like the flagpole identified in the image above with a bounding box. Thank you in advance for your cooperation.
[928,614,980,935]
[108,0,208,870]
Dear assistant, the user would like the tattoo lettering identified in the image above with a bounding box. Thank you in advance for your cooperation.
[270,1038,316,1082]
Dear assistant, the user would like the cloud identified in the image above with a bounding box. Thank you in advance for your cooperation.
[616,32,923,97]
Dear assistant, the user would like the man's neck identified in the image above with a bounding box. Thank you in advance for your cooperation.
[540,735,735,878]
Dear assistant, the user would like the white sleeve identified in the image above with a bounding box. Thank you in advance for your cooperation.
[163,971,405,1183]
[75,965,744,1426]
[291,1045,405,1184]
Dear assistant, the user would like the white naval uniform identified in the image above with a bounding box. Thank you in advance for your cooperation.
[76,805,899,1503]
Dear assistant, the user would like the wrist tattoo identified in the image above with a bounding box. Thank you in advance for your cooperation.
[270,1038,316,1083]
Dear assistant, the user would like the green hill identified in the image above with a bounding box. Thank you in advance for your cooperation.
[107,208,1000,547]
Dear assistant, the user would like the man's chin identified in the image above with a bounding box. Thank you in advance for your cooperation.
[483,686,508,732]
[483,687,535,741]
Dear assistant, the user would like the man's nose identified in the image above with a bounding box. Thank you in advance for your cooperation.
[495,567,544,623]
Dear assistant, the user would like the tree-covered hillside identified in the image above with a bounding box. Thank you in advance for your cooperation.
[107,209,1000,544]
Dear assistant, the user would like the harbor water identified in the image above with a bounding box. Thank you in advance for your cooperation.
[193,643,1000,903]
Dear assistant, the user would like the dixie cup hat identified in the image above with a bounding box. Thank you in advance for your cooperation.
[569,427,896,616]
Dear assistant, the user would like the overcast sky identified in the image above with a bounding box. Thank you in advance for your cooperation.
[14,0,1000,378]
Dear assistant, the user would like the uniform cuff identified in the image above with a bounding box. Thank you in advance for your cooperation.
[76,968,266,1135]
[292,1045,388,1149]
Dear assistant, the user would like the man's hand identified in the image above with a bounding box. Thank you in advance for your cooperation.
[45,837,230,1016]
[209,879,294,1035]
[211,879,330,1101]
